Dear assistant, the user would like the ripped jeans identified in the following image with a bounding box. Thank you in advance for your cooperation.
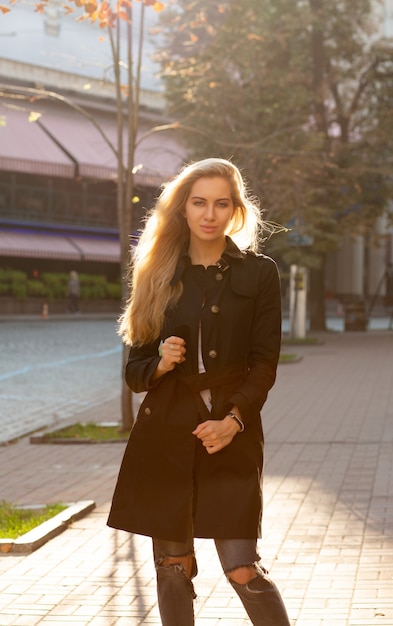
[153,536,291,626]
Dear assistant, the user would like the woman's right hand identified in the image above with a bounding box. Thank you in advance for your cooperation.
[155,336,186,377]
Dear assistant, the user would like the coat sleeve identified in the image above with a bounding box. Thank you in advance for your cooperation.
[227,257,282,424]
[125,338,166,393]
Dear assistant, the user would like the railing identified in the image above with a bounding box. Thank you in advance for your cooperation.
[0,180,117,229]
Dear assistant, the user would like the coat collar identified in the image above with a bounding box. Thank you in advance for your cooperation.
[170,237,246,286]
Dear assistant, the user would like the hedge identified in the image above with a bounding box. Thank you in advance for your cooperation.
[0,270,121,301]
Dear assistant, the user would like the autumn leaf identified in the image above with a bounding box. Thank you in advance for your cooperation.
[0,5,11,13]
[118,9,130,21]
[62,3,74,14]
[138,0,164,9]
[28,112,42,122]
[85,2,97,14]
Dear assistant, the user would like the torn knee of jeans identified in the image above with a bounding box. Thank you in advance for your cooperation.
[156,554,197,579]
[230,566,276,593]
[156,556,198,600]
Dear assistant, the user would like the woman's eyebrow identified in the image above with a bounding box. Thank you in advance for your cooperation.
[190,195,231,201]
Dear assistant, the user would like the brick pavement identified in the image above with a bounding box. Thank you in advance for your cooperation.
[0,330,392,625]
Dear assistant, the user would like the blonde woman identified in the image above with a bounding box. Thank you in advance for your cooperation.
[108,158,290,625]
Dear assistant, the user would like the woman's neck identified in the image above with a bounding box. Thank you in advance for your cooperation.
[188,238,226,268]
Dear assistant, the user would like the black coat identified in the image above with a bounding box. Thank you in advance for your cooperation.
[107,238,282,541]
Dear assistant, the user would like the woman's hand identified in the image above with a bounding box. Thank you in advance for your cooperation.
[192,415,241,455]
[153,336,186,379]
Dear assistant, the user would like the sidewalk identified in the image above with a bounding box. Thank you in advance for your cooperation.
[0,330,392,625]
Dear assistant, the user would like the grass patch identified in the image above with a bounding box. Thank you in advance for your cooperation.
[281,336,321,345]
[42,421,129,441]
[0,501,67,539]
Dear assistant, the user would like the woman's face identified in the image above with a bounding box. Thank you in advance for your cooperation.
[184,176,234,246]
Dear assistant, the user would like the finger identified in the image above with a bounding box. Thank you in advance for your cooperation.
[164,341,185,359]
[192,423,211,437]
[166,336,186,348]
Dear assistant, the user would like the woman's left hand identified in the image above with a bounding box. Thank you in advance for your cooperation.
[192,416,241,454]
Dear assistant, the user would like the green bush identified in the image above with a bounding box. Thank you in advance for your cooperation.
[27,280,46,297]
[0,270,121,300]
[0,269,27,297]
[80,284,107,300]
[106,283,122,299]
[41,273,68,300]
[78,274,121,300]
[8,270,27,282]
[0,269,10,281]
[79,274,106,286]
[11,281,27,298]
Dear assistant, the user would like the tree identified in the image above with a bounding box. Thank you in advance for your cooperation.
[156,0,393,330]
[0,0,167,428]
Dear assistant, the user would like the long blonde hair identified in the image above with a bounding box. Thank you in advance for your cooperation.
[118,158,263,346]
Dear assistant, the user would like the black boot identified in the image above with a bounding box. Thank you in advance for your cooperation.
[229,566,291,626]
[156,561,196,626]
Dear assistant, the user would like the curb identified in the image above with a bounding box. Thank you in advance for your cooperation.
[30,435,128,444]
[0,500,96,555]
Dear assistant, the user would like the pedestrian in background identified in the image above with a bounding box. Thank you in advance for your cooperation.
[108,158,290,625]
[67,270,80,314]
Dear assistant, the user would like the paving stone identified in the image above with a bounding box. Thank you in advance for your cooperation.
[0,324,392,624]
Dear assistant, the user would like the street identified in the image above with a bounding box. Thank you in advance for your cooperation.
[1,311,392,445]
[0,318,122,444]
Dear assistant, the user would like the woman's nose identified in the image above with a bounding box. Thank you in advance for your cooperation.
[204,204,215,220]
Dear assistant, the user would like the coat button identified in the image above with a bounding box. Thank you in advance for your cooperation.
[210,305,219,314]
[208,349,217,359]
[215,272,223,281]
[144,407,152,416]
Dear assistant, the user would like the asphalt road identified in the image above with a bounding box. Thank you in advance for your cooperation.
[1,311,391,446]
[0,318,122,444]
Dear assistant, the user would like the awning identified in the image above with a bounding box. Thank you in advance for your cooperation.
[40,109,185,185]
[0,109,76,179]
[69,235,120,263]
[0,230,120,263]
[0,104,185,184]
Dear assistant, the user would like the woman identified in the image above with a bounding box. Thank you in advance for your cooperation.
[67,270,80,314]
[108,158,290,625]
